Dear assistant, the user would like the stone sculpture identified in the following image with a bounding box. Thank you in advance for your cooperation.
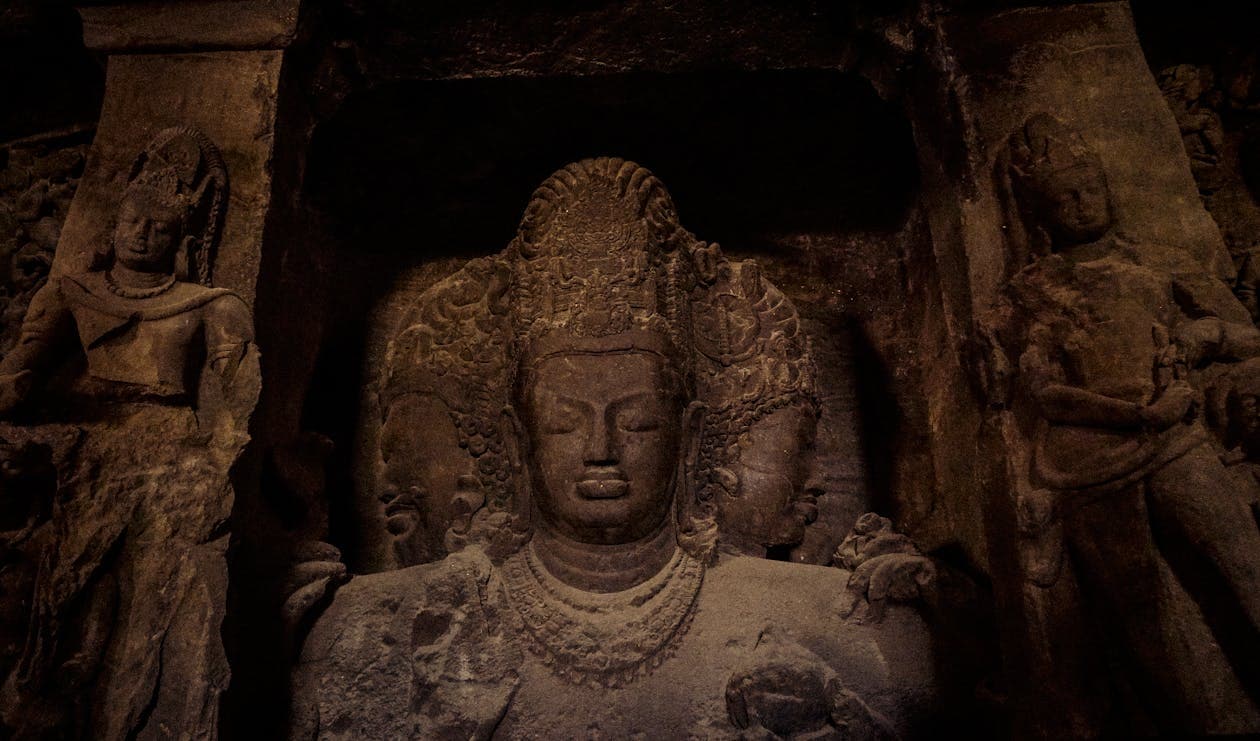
[0,127,259,739]
[993,113,1260,733]
[291,158,935,739]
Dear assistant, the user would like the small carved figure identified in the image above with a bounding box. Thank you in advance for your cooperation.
[291,159,936,739]
[1160,63,1260,300]
[833,513,936,624]
[1160,64,1227,191]
[0,127,259,739]
[996,113,1260,732]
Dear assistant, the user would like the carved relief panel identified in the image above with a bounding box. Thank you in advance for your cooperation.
[0,127,259,739]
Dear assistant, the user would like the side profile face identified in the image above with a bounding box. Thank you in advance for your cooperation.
[520,350,685,545]
[719,404,821,555]
[378,393,480,566]
[1036,163,1114,248]
[112,194,183,272]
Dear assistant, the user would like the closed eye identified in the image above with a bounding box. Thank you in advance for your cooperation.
[616,408,662,432]
[539,399,583,434]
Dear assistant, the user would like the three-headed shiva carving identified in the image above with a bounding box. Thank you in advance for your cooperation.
[292,158,935,739]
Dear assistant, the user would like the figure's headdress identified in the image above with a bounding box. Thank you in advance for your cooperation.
[508,157,695,381]
[1006,113,1103,198]
[120,126,229,285]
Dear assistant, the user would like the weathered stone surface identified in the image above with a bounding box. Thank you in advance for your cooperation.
[0,128,90,359]
[297,548,933,739]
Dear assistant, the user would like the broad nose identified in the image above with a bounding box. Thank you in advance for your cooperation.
[583,411,617,465]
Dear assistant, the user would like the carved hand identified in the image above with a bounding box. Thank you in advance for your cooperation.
[1140,380,1198,430]
[0,370,33,415]
[833,513,936,623]
[282,540,350,647]
[1174,317,1224,368]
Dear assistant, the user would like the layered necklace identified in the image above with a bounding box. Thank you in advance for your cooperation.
[105,270,177,299]
[500,537,705,688]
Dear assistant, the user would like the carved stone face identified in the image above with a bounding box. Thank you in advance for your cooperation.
[1036,163,1113,248]
[520,350,684,545]
[112,194,183,272]
[378,393,480,566]
[720,404,820,554]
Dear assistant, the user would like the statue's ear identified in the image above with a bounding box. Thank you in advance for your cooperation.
[675,400,718,561]
[499,405,532,523]
[174,234,196,281]
[682,400,706,481]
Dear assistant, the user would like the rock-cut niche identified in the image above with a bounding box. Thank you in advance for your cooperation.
[299,68,921,572]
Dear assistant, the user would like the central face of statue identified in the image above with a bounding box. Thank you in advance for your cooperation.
[521,350,684,545]
[113,195,183,272]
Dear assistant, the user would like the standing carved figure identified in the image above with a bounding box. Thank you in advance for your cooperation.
[0,127,258,739]
[994,113,1260,733]
[292,158,936,739]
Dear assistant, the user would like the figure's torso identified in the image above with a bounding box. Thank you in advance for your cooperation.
[61,273,232,399]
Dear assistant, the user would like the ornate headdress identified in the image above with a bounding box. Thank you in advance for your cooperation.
[119,126,229,285]
[508,157,695,374]
[1006,113,1103,195]
[381,157,818,562]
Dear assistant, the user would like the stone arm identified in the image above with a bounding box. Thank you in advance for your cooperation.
[200,293,261,437]
[1030,384,1145,428]
[0,281,75,414]
[203,293,255,393]
[1175,316,1260,367]
[1020,325,1192,430]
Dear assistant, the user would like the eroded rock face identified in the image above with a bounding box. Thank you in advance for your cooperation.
[0,127,259,739]
[0,132,88,361]
[292,158,937,738]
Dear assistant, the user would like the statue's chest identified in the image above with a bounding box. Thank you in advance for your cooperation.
[69,304,203,395]
[496,618,743,740]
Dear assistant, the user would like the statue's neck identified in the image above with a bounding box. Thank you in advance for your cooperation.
[531,520,678,593]
[1057,232,1115,263]
[109,262,174,289]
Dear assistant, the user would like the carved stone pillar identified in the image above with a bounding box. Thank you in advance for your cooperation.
[63,0,305,299]
[905,2,1260,736]
[0,2,314,738]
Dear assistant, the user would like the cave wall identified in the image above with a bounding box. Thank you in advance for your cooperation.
[1,1,1256,738]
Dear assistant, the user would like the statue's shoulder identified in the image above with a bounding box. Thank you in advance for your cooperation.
[300,548,495,663]
[58,272,241,321]
[705,556,930,642]
[708,554,851,595]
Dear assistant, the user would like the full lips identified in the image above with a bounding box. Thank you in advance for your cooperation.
[575,479,630,499]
